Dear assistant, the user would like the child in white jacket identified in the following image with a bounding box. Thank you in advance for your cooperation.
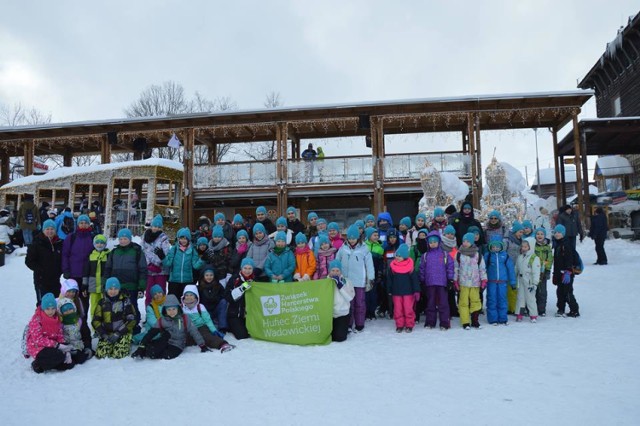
[328,259,355,342]
[515,237,541,323]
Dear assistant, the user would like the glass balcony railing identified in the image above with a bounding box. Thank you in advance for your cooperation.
[194,162,277,188]
[385,153,471,180]
[287,156,374,184]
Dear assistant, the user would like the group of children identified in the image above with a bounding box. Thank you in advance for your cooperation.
[24,205,581,373]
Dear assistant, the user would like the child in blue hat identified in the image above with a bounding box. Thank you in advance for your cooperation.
[264,231,296,283]
[224,258,255,339]
[387,244,420,333]
[328,259,355,342]
[246,222,275,280]
[293,233,316,281]
[163,228,204,298]
[286,206,305,236]
[141,215,170,306]
[208,225,233,285]
[255,206,276,235]
[314,234,336,279]
[454,233,487,330]
[92,278,138,359]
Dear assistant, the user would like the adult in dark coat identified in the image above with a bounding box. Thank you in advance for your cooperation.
[450,201,485,247]
[25,219,63,306]
[556,205,584,250]
[589,207,608,265]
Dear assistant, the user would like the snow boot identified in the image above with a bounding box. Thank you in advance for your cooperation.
[555,311,566,318]
[405,327,413,333]
[471,311,481,328]
[567,312,580,318]
[516,315,523,322]
[463,324,471,330]
[220,343,236,353]
[396,327,404,333]
[530,316,537,323]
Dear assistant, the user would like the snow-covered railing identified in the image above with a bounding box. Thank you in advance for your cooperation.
[194,161,277,188]
[384,152,471,180]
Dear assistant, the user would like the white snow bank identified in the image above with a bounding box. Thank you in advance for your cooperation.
[500,162,527,193]
[440,172,469,201]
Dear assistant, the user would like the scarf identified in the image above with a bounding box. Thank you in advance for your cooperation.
[37,308,62,337]
[348,242,358,249]
[440,235,457,252]
[295,246,310,256]
[431,219,447,231]
[240,272,255,282]
[317,245,336,258]
[486,219,503,230]
[390,258,414,274]
[144,229,162,244]
[61,312,79,326]
[253,235,269,246]
[458,245,479,258]
[416,239,429,255]
[236,242,249,255]
[151,295,166,319]
[273,246,286,255]
[210,238,229,252]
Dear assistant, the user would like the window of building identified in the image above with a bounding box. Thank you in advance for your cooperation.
[612,95,622,116]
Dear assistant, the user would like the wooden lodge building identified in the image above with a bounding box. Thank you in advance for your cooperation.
[0,91,592,228]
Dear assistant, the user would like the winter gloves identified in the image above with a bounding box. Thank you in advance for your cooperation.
[562,270,572,284]
[231,282,251,301]
[453,281,460,291]
[480,280,487,290]
[103,332,120,344]
[154,247,166,260]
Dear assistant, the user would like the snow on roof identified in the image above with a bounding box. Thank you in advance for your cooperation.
[0,90,593,133]
[595,156,634,177]
[532,166,577,186]
[1,158,182,189]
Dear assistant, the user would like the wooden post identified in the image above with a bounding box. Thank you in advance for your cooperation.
[101,134,111,164]
[210,142,218,164]
[467,114,478,207]
[559,156,567,204]
[183,128,195,229]
[23,140,34,176]
[0,154,9,185]
[551,128,562,209]
[474,113,483,199]
[581,129,591,219]
[275,122,289,216]
[63,149,73,167]
[572,113,584,220]
[372,117,385,215]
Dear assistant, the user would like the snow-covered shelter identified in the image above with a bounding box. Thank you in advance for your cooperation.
[594,156,634,191]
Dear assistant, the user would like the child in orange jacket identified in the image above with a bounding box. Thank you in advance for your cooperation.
[293,232,316,281]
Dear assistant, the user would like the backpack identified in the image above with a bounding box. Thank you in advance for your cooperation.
[25,208,35,225]
[572,251,584,275]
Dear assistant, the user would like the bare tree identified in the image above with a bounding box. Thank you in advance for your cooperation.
[0,102,52,127]
[125,81,237,162]
[243,92,283,161]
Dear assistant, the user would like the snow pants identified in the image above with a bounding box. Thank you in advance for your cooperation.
[507,285,517,314]
[146,331,182,360]
[212,299,229,331]
[459,286,481,327]
[486,282,508,324]
[594,236,607,265]
[365,283,378,319]
[227,316,250,340]
[145,274,167,305]
[31,347,68,373]
[332,314,350,342]
[425,286,450,328]
[95,333,132,359]
[349,287,366,329]
[89,292,103,324]
[392,295,416,329]
[516,282,538,317]
[186,326,228,350]
[554,274,579,314]
[536,275,548,315]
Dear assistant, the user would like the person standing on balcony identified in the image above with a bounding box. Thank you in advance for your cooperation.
[301,143,317,183]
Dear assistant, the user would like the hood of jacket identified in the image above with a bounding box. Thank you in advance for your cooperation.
[426,230,441,251]
[162,294,183,316]
[377,212,394,227]
[181,284,200,302]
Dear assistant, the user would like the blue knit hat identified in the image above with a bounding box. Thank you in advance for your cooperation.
[295,232,307,244]
[77,214,90,224]
[318,234,330,246]
[236,229,249,240]
[241,258,255,269]
[93,234,107,244]
[354,220,365,230]
[151,214,163,228]
[214,213,225,223]
[256,206,267,215]
[554,224,566,237]
[286,206,296,215]
[105,277,121,291]
[433,207,445,218]
[275,231,287,242]
[202,264,215,275]
[253,223,266,235]
[364,214,375,224]
[117,228,132,240]
[328,222,340,232]
[212,225,224,238]
[417,228,429,237]
[487,235,504,251]
[400,217,412,228]
[427,235,440,244]
[43,219,56,230]
[522,220,533,230]
[535,227,547,237]
[328,259,342,272]
[276,217,287,228]
[387,228,398,239]
[443,225,455,235]
[150,285,164,296]
[177,227,191,240]
[346,225,359,240]
[233,214,243,225]
[462,201,473,211]
[197,237,208,247]
[317,218,327,226]
[395,244,410,259]
[511,221,523,233]
[416,212,427,222]
[307,212,318,221]
[40,293,57,310]
[462,233,476,245]
[488,210,501,220]
[364,227,378,240]
[467,226,481,235]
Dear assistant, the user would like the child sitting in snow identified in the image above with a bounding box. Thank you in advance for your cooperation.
[197,266,229,332]
[59,278,92,349]
[386,244,420,333]
[57,297,93,364]
[131,294,211,360]
[25,293,74,373]
[293,232,316,281]
[133,284,166,344]
[515,238,541,323]
[454,233,487,330]
[92,277,137,359]
[327,260,355,342]
[181,285,235,353]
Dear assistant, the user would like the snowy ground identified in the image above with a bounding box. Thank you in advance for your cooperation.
[1,238,639,425]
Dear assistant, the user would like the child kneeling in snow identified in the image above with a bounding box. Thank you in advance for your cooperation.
[57,297,93,364]
[327,260,355,342]
[131,294,210,359]
[515,238,540,323]
[25,293,74,373]
[181,285,235,353]
[92,277,137,359]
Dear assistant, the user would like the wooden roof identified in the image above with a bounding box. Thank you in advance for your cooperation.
[557,117,640,156]
[0,91,593,156]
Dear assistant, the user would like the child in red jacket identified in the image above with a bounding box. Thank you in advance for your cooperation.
[386,244,420,333]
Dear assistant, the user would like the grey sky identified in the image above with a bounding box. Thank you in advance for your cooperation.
[1,0,638,182]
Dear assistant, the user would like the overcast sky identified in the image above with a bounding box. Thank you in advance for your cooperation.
[1,0,638,181]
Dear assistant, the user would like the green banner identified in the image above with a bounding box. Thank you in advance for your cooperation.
[245,279,334,345]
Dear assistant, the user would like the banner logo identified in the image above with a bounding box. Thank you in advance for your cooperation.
[261,295,281,316]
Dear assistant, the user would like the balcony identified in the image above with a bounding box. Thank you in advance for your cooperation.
[288,156,374,184]
[194,161,276,188]
[384,152,471,180]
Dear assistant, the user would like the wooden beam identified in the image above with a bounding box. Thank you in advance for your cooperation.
[372,117,385,215]
[101,134,111,164]
[581,131,591,221]
[474,113,483,198]
[63,149,73,167]
[551,128,562,208]
[572,113,584,220]
[467,114,478,207]
[0,154,9,185]
[183,128,195,228]
[23,139,34,176]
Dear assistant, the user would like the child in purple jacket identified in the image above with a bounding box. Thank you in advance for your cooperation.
[419,231,455,330]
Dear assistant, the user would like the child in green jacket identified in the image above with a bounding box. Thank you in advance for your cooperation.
[534,228,553,317]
